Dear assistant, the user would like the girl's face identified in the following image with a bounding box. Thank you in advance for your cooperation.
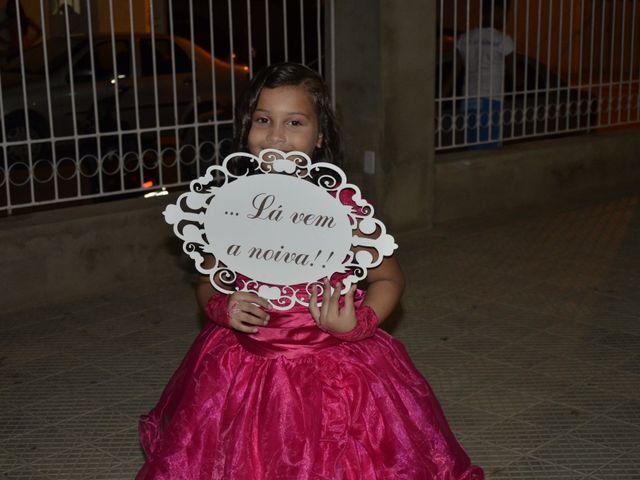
[247,85,323,157]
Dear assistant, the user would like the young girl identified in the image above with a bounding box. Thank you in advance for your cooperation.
[137,63,484,479]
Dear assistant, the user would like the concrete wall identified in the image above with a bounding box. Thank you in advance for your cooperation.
[1,195,189,313]
[435,130,640,222]
[335,0,436,231]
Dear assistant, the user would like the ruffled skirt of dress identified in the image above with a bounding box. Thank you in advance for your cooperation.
[136,323,484,480]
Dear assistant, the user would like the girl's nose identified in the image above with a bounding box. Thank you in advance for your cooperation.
[266,125,286,144]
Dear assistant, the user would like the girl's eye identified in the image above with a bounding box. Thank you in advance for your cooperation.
[254,116,269,124]
[288,119,303,127]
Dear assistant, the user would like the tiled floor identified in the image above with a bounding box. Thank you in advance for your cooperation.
[2,195,640,479]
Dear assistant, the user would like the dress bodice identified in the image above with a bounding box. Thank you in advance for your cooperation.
[233,271,365,358]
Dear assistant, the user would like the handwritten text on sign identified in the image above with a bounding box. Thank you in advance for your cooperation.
[204,174,353,286]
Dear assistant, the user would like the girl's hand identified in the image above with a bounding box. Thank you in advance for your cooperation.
[227,292,271,334]
[309,279,357,333]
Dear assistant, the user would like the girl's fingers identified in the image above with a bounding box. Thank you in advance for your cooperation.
[231,319,259,334]
[244,303,270,324]
[233,292,272,310]
[320,279,331,322]
[236,311,266,326]
[328,281,342,314]
[228,300,269,332]
[343,284,357,313]
[309,284,321,322]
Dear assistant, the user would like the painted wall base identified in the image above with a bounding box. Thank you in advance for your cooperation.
[435,130,640,223]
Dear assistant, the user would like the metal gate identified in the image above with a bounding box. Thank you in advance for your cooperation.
[436,0,640,151]
[0,0,333,212]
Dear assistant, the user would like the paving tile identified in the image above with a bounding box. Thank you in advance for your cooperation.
[479,418,562,455]
[76,315,150,341]
[453,358,523,385]
[486,343,554,369]
[436,332,508,357]
[530,435,622,475]
[0,306,64,333]
[495,286,578,313]
[398,296,458,320]
[617,354,640,374]
[583,368,640,399]
[90,427,145,464]
[516,331,586,356]
[40,365,117,396]
[82,349,158,377]
[392,317,466,345]
[552,383,628,415]
[124,364,174,391]
[66,342,132,366]
[466,385,541,417]
[589,449,640,480]
[500,307,564,331]
[9,354,90,382]
[433,307,498,333]
[500,370,575,400]
[457,435,522,475]
[0,424,86,463]
[149,314,203,338]
[512,400,595,436]
[0,319,63,344]
[0,365,37,393]
[596,332,640,353]
[2,376,74,408]
[0,466,54,479]
[87,460,142,480]
[442,402,506,436]
[110,392,163,420]
[426,366,497,403]
[571,416,640,453]
[0,447,25,473]
[468,319,536,343]
[109,328,173,352]
[138,336,197,364]
[605,399,640,427]
[0,341,53,370]
[534,356,607,384]
[492,455,586,479]
[563,342,634,368]
[411,355,446,381]
[23,392,104,425]
[29,446,120,480]
[0,405,43,440]
[56,407,134,442]
[545,322,613,342]
[74,376,154,404]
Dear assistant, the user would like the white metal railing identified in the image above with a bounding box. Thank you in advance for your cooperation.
[436,0,640,151]
[0,0,333,213]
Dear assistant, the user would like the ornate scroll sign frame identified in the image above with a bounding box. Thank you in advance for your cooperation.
[163,149,397,310]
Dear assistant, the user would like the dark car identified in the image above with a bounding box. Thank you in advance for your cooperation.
[0,33,249,166]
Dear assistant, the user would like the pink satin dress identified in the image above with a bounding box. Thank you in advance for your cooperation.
[136,283,484,479]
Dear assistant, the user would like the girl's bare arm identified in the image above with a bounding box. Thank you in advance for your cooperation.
[362,255,405,324]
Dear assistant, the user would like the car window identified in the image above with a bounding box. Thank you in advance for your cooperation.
[74,40,131,81]
[2,38,83,74]
[140,39,192,76]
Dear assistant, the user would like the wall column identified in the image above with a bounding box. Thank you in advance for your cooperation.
[334,0,436,231]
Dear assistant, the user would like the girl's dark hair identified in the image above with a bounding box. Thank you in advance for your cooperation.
[234,62,342,164]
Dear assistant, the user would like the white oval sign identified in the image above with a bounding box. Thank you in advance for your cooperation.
[203,174,353,286]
